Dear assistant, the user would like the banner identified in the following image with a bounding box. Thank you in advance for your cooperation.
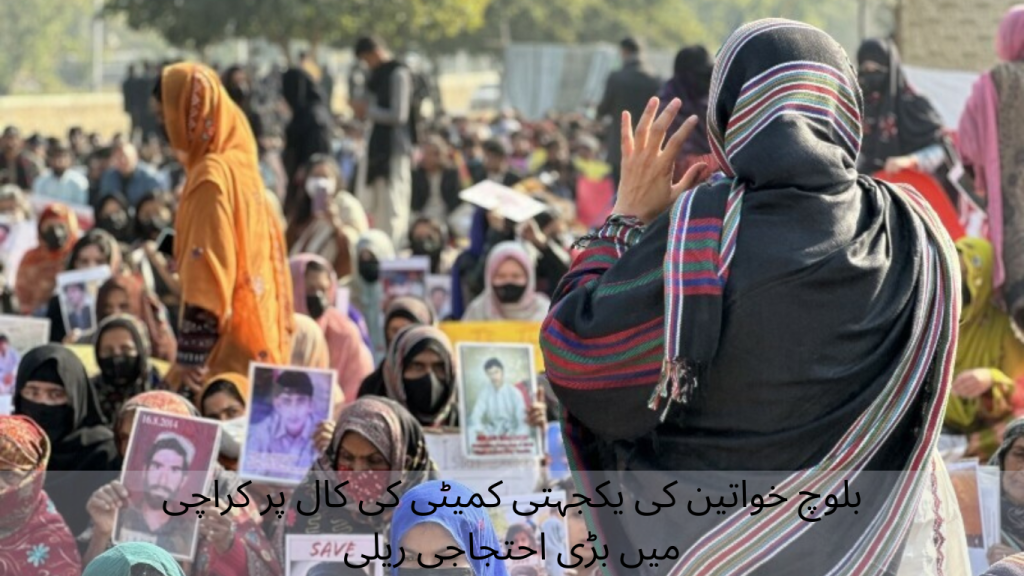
[440,320,544,370]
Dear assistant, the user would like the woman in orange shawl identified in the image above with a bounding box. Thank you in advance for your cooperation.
[15,204,79,315]
[154,63,294,392]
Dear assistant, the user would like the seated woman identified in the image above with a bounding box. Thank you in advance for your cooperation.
[945,238,1024,459]
[288,154,369,281]
[44,228,124,343]
[13,344,118,542]
[93,192,136,246]
[857,39,956,182]
[353,230,397,358]
[291,255,375,402]
[85,391,281,575]
[91,315,168,418]
[16,204,80,315]
[93,275,177,363]
[358,296,438,398]
[82,541,184,575]
[389,480,508,576]
[281,397,435,549]
[375,324,459,428]
[198,373,249,471]
[463,241,551,322]
[0,415,82,576]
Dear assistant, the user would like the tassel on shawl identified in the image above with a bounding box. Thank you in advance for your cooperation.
[648,358,701,422]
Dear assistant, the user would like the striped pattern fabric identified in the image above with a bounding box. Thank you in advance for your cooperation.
[543,215,665,392]
[656,19,955,576]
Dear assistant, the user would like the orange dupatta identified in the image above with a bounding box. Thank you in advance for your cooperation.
[14,204,80,314]
[161,63,294,375]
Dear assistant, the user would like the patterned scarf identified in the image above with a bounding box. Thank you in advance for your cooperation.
[282,396,436,538]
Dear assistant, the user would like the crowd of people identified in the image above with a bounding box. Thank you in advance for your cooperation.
[5,7,1024,576]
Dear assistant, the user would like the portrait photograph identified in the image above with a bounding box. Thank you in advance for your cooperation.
[114,408,221,561]
[56,265,111,334]
[0,315,50,415]
[240,363,337,485]
[457,342,542,460]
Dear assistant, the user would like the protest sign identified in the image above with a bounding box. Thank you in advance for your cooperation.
[423,429,540,495]
[487,491,570,576]
[458,343,542,460]
[114,408,221,561]
[285,534,382,576]
[440,321,544,370]
[460,181,549,223]
[0,315,50,415]
[426,274,452,320]
[240,363,336,486]
[56,265,111,335]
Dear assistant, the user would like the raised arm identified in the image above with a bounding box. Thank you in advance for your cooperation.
[540,98,705,441]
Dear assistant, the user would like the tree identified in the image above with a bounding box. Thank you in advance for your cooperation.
[0,0,93,94]
[103,0,237,54]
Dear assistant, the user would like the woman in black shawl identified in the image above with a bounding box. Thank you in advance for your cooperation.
[282,67,333,186]
[540,19,962,576]
[278,396,434,552]
[13,344,118,542]
[857,38,954,179]
[656,46,713,175]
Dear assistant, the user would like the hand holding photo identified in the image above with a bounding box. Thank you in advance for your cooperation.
[56,265,112,334]
[240,363,337,485]
[114,407,221,561]
[458,343,542,460]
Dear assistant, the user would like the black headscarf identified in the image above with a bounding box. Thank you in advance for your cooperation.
[281,67,333,182]
[857,38,945,173]
[92,314,159,417]
[14,344,118,538]
[544,19,957,576]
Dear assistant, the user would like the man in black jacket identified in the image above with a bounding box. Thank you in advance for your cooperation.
[596,38,661,187]
[353,36,416,248]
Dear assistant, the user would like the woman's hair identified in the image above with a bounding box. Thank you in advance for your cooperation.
[305,258,330,277]
[305,153,341,181]
[201,379,245,408]
[505,523,537,546]
[68,229,117,270]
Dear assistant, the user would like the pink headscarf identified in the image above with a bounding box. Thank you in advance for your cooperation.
[290,254,374,403]
[462,241,550,321]
[957,5,1024,288]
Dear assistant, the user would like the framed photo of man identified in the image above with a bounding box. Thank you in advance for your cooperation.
[56,265,111,334]
[239,363,337,485]
[113,408,221,561]
[457,342,542,460]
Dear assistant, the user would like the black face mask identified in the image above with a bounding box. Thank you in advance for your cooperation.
[306,292,330,320]
[410,236,442,258]
[494,283,527,304]
[858,70,888,97]
[99,354,141,386]
[140,218,168,240]
[98,212,132,240]
[19,399,74,444]
[402,372,448,417]
[42,225,69,251]
[359,260,380,283]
